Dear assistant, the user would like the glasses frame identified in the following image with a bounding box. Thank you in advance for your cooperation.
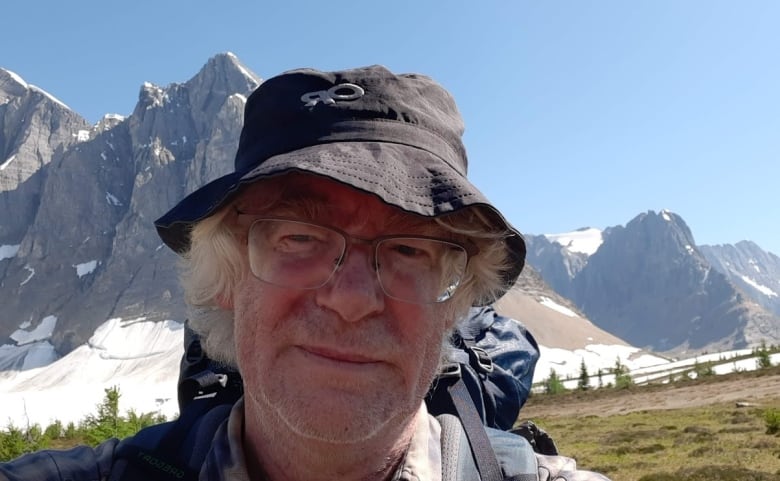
[235,210,479,304]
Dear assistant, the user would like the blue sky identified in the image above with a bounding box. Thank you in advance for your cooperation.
[3,1,779,255]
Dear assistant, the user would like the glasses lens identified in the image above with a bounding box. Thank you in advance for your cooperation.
[376,237,468,304]
[248,219,345,289]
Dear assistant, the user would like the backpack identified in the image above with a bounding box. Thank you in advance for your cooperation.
[426,305,540,431]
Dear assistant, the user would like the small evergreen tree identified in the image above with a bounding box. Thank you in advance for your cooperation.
[545,368,566,395]
[81,386,138,446]
[755,341,773,369]
[0,424,28,461]
[44,420,63,440]
[612,357,633,389]
[64,421,78,440]
[765,408,780,435]
[577,358,590,390]
[693,360,715,378]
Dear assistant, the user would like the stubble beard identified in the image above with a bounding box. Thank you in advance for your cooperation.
[243,334,444,446]
[237,293,448,446]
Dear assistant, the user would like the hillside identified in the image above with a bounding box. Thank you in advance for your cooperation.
[521,365,780,419]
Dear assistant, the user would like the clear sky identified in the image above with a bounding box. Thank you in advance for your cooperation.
[2,1,779,255]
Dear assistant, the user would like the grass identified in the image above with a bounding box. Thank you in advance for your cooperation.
[521,381,780,480]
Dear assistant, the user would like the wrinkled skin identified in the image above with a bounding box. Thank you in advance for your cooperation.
[225,175,457,481]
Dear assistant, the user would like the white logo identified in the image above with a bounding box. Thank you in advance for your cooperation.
[300,83,365,108]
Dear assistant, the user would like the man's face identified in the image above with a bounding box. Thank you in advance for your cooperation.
[230,174,458,444]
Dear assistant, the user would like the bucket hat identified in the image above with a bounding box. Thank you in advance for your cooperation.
[154,65,525,299]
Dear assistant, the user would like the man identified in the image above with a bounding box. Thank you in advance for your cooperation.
[0,65,609,480]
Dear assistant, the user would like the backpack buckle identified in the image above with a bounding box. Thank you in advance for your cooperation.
[468,346,494,374]
[439,363,462,379]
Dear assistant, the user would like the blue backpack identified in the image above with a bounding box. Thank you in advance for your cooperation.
[426,305,540,431]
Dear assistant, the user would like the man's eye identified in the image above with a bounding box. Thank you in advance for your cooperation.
[393,244,425,257]
[384,240,440,262]
[286,234,316,243]
[276,233,325,252]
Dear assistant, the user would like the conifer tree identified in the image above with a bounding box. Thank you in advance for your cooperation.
[577,358,590,390]
[545,368,566,395]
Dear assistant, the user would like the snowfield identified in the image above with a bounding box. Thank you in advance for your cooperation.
[0,317,183,427]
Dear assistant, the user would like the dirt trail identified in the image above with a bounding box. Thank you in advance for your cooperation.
[520,372,780,419]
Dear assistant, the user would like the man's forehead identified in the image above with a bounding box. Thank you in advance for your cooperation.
[238,173,369,206]
[236,173,435,228]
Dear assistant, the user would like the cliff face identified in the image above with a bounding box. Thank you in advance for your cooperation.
[700,241,780,318]
[0,54,261,356]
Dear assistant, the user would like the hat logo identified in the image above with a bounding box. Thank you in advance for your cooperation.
[300,83,365,108]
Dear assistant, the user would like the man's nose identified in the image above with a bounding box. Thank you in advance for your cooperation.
[315,245,384,322]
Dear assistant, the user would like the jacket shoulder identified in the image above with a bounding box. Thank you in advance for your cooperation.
[0,439,119,481]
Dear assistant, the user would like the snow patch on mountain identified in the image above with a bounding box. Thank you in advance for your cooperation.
[0,317,184,427]
[740,275,778,297]
[3,69,28,89]
[227,58,257,86]
[539,297,578,317]
[544,228,603,256]
[74,260,98,278]
[20,265,34,285]
[0,244,20,260]
[105,192,122,206]
[0,342,58,371]
[29,84,70,110]
[11,315,57,345]
[0,155,15,171]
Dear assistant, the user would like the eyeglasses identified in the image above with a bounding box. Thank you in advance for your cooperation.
[241,217,477,304]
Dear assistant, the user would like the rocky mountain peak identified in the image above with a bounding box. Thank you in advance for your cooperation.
[623,209,699,257]
[0,55,260,357]
[540,209,780,354]
[0,68,30,101]
[1,68,90,252]
[184,52,261,118]
[700,240,780,318]
[0,68,88,190]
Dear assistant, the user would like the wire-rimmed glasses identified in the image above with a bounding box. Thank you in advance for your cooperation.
[242,217,476,304]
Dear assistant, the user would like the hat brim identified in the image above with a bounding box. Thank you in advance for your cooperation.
[155,141,525,298]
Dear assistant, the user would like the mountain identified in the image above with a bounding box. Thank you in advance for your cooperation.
[700,241,780,317]
[523,228,596,300]
[525,210,780,355]
[0,53,261,359]
[495,265,628,351]
[1,68,91,255]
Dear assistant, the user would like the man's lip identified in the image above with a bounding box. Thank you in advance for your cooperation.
[298,345,379,364]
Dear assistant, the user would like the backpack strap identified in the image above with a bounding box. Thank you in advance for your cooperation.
[438,409,539,481]
[447,378,504,481]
